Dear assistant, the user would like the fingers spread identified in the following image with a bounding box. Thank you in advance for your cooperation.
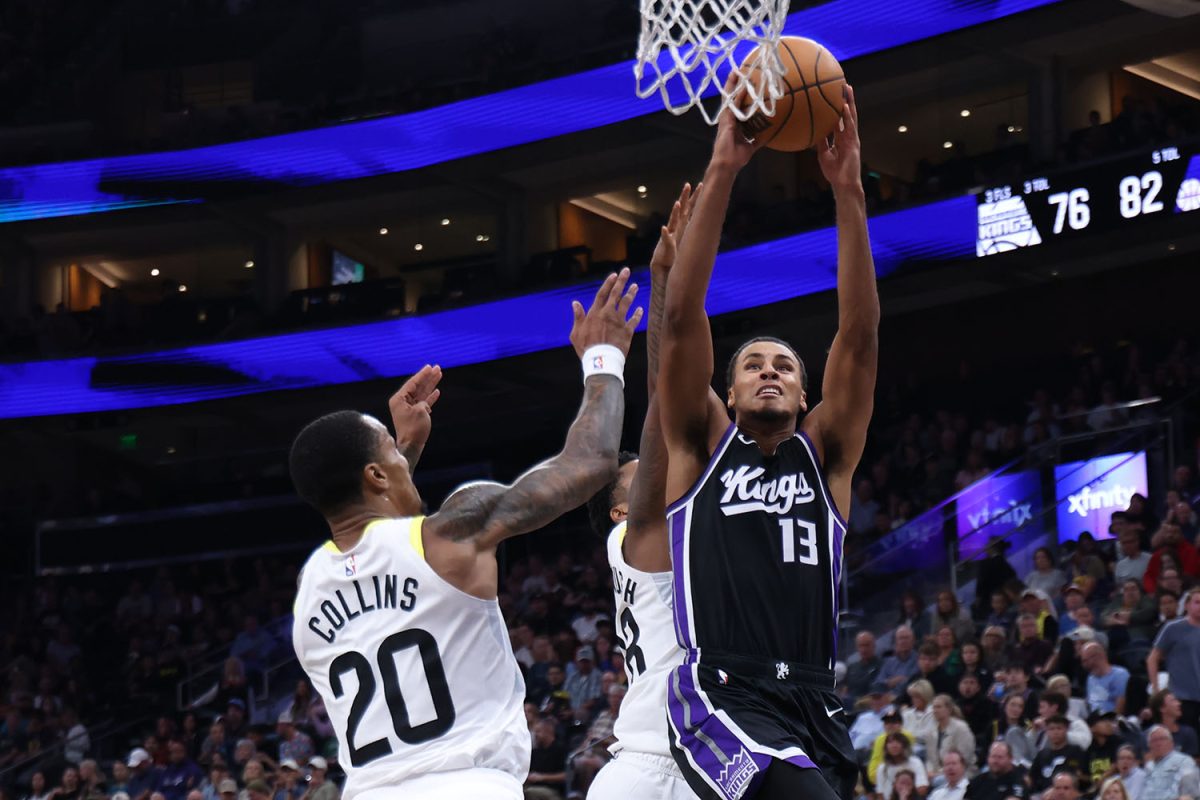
[625,306,645,332]
[617,282,639,316]
[590,273,617,311]
[608,268,631,309]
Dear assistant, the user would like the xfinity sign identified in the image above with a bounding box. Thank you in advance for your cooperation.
[956,470,1043,559]
[1054,451,1148,542]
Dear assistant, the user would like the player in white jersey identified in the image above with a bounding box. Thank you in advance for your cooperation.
[583,184,711,800]
[289,271,643,800]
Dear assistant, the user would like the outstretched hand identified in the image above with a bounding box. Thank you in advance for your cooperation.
[817,83,863,194]
[712,72,765,171]
[649,182,703,273]
[388,364,442,470]
[570,268,643,358]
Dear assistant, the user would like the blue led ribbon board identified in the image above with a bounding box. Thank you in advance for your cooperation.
[0,0,1059,224]
[0,196,975,418]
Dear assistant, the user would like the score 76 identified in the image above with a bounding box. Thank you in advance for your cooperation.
[1047,188,1090,233]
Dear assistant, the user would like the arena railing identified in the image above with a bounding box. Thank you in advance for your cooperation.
[841,390,1190,648]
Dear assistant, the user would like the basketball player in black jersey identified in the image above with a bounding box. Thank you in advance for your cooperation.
[658,86,877,800]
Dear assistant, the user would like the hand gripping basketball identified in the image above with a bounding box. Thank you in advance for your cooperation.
[570,268,643,358]
[817,84,862,194]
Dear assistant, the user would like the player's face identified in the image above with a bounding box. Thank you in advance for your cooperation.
[364,417,422,516]
[610,459,639,523]
[727,343,806,422]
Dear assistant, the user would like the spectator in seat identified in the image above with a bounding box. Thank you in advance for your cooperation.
[525,719,567,800]
[127,748,161,800]
[199,721,231,769]
[958,641,991,688]
[902,680,937,750]
[850,478,881,535]
[23,772,52,800]
[1026,548,1067,597]
[845,631,883,705]
[1111,745,1144,800]
[994,693,1036,768]
[78,759,107,798]
[879,626,920,694]
[1020,590,1060,643]
[963,741,1028,800]
[955,674,992,756]
[221,700,248,742]
[851,690,894,753]
[156,741,205,800]
[243,782,271,800]
[899,593,931,641]
[230,617,273,678]
[1030,716,1087,797]
[1140,724,1200,800]
[214,779,238,800]
[866,710,916,788]
[274,712,312,767]
[61,707,90,765]
[1032,692,1090,751]
[925,694,976,779]
[1147,689,1200,757]
[110,763,131,795]
[875,732,929,800]
[929,750,970,800]
[569,684,625,794]
[297,758,335,800]
[933,627,964,680]
[979,626,1012,675]
[563,645,602,720]
[1045,770,1081,800]
[272,762,302,800]
[1114,528,1151,586]
[1066,533,1108,587]
[1084,711,1120,791]
[929,591,974,646]
[984,592,1016,632]
[57,767,82,800]
[1014,615,1054,676]
[1143,523,1200,594]
[1102,580,1157,647]
[906,643,956,697]
[1081,643,1128,715]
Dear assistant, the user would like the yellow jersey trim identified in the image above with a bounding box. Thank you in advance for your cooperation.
[616,520,627,545]
[409,516,427,560]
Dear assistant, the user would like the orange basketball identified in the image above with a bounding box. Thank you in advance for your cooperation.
[738,36,846,152]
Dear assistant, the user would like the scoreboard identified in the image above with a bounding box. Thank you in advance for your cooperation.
[977,140,1200,257]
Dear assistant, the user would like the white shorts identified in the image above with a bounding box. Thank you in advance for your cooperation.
[587,751,697,800]
[353,768,523,800]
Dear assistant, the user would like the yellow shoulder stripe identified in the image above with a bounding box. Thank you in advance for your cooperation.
[615,520,627,545]
[321,540,339,553]
[409,516,426,560]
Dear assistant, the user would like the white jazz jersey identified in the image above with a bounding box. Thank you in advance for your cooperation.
[292,517,529,798]
[607,521,684,758]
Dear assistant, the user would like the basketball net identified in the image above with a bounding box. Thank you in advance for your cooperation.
[634,0,790,125]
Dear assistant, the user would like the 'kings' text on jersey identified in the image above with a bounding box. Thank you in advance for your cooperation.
[668,426,847,669]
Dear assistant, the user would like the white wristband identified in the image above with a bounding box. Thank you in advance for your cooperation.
[581,344,625,387]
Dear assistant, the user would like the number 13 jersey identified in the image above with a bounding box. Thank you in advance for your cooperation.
[668,426,847,670]
[607,521,683,758]
[292,517,529,799]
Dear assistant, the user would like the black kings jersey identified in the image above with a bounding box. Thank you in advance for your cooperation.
[668,424,847,669]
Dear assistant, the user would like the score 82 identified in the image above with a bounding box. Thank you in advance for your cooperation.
[1119,171,1164,219]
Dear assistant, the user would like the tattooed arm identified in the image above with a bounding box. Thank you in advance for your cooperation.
[424,270,642,562]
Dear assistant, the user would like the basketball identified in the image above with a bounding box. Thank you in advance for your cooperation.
[738,36,846,151]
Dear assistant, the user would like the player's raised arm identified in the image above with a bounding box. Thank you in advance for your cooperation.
[426,270,642,550]
[805,85,879,510]
[388,364,442,473]
[658,101,761,499]
[623,184,698,570]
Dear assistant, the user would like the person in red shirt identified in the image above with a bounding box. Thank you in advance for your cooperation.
[1143,523,1200,594]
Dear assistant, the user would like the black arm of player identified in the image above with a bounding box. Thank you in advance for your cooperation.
[806,86,878,491]
[427,271,641,550]
[658,101,762,500]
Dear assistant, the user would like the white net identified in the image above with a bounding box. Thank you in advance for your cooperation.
[634,0,791,126]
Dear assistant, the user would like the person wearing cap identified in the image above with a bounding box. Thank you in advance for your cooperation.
[243,781,272,800]
[849,689,891,751]
[866,711,916,794]
[1019,589,1060,643]
[563,645,602,719]
[1058,580,1091,638]
[1081,642,1129,716]
[127,748,161,800]
[275,712,313,767]
[215,778,238,800]
[272,761,303,800]
[222,699,248,741]
[980,626,1013,675]
[297,757,336,800]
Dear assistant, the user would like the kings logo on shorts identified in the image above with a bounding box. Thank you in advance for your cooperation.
[716,749,759,799]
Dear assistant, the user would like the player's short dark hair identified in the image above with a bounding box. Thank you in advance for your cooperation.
[1040,692,1068,714]
[289,410,380,516]
[725,336,807,392]
[586,451,640,537]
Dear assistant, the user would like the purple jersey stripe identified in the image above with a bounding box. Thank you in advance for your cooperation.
[666,423,738,516]
[670,510,693,649]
